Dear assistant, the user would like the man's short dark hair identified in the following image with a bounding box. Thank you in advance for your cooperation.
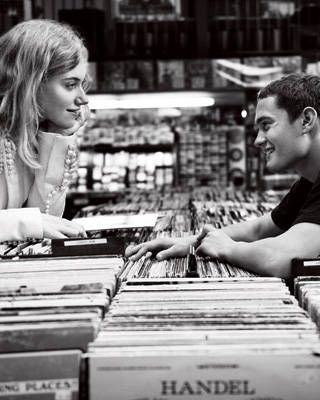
[258,73,320,122]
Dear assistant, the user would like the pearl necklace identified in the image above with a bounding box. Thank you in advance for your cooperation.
[44,144,78,214]
[0,136,16,175]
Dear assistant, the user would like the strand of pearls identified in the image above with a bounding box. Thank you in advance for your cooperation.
[0,136,16,175]
[44,145,78,214]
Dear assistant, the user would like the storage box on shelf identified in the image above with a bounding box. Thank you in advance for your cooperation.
[71,109,176,195]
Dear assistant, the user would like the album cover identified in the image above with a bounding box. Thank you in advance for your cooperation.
[184,59,212,89]
[0,321,97,352]
[89,349,320,400]
[158,60,184,89]
[125,61,154,90]
[0,350,81,399]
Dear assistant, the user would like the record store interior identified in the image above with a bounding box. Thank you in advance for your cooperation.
[2,0,320,399]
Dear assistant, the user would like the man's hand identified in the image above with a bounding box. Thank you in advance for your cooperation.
[196,225,235,260]
[42,214,87,239]
[125,235,198,262]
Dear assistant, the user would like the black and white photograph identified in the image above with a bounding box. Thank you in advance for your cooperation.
[0,1,320,399]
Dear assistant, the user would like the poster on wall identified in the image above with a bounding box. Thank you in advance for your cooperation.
[113,0,181,19]
[100,62,126,91]
[125,61,155,90]
[158,60,184,89]
[185,60,212,90]
[212,56,302,89]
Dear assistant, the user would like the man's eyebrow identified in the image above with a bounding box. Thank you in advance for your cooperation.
[255,116,272,125]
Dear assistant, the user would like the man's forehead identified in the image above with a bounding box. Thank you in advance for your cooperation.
[255,96,279,123]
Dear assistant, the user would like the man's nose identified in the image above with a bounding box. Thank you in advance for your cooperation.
[254,130,266,148]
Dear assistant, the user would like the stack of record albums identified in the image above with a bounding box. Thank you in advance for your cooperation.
[1,187,320,399]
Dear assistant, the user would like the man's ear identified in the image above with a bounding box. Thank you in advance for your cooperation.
[302,107,317,133]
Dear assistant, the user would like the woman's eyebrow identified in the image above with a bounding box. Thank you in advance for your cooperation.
[62,77,80,81]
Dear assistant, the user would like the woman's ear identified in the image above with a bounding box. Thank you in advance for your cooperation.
[302,107,318,133]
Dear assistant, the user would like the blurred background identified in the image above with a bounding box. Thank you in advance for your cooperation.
[2,0,319,216]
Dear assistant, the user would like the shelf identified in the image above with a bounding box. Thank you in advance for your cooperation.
[80,143,174,153]
[67,190,121,199]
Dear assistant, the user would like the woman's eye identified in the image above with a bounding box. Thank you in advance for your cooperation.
[65,83,77,90]
[82,80,90,92]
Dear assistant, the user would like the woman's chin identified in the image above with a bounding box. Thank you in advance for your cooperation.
[44,122,73,132]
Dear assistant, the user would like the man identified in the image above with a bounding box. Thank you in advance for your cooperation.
[125,74,320,278]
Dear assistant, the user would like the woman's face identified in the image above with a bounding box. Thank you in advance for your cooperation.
[38,57,88,132]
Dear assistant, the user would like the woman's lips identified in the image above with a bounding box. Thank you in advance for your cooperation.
[67,109,81,120]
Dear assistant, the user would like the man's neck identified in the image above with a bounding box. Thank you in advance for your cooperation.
[296,133,320,182]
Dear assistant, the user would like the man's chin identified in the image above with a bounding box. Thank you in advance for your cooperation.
[265,158,280,173]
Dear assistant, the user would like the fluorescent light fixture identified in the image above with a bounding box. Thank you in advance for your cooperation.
[241,109,247,118]
[88,92,214,110]
[157,108,182,117]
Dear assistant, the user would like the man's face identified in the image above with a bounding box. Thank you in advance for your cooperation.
[254,96,307,173]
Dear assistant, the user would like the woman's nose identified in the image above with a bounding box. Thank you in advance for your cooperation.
[75,93,88,107]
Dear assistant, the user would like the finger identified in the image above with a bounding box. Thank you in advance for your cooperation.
[196,240,215,258]
[196,242,213,257]
[44,230,68,240]
[81,105,91,122]
[78,229,87,238]
[145,251,152,259]
[202,224,215,235]
[197,224,214,243]
[61,220,87,237]
[59,225,87,238]
[129,246,150,261]
[76,224,87,237]
[156,246,182,261]
[195,242,205,256]
[125,244,142,257]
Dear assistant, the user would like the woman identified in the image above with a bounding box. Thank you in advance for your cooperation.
[0,19,90,242]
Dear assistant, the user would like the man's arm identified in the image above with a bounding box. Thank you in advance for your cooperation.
[125,213,281,261]
[221,212,283,242]
[198,222,320,278]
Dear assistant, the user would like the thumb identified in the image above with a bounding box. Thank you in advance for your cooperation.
[198,224,215,241]
[156,244,186,260]
[156,248,175,261]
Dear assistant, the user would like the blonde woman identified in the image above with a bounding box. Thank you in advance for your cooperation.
[0,19,90,241]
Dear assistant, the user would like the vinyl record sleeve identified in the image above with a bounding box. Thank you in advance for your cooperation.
[89,350,320,400]
[73,213,158,231]
[0,321,97,352]
[0,350,81,399]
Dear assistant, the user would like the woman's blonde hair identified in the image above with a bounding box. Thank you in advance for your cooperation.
[0,19,88,168]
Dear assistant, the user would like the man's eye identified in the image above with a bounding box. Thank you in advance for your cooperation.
[262,123,271,131]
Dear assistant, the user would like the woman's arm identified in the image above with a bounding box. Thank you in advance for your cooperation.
[0,208,43,242]
[0,208,86,242]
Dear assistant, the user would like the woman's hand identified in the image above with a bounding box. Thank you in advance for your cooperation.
[42,214,87,239]
[125,235,198,262]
